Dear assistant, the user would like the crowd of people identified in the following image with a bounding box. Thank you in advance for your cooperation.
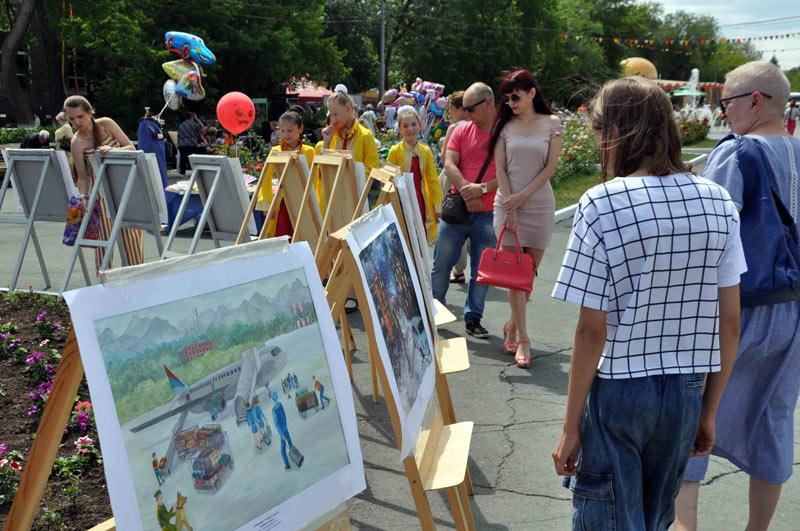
[47,59,800,530]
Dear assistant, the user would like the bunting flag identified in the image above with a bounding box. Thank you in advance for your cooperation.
[558,31,800,47]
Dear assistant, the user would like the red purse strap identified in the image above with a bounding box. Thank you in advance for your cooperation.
[494,227,523,263]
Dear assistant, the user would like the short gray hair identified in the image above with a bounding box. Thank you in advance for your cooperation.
[38,130,50,141]
[467,82,494,103]
[55,111,67,122]
[725,61,790,117]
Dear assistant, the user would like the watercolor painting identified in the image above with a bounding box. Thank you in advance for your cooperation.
[81,265,354,530]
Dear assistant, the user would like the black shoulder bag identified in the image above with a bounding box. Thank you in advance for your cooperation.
[440,152,493,225]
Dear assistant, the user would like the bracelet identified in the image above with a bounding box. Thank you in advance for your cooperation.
[80,194,89,199]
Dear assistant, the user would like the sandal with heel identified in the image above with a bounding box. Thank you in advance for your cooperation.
[503,323,518,354]
[515,340,531,368]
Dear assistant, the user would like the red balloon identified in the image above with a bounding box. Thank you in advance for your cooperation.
[216,92,255,135]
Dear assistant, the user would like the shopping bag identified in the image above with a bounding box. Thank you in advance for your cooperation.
[476,227,535,292]
[63,195,102,246]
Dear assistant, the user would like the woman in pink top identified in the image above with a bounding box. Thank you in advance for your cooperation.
[489,70,564,368]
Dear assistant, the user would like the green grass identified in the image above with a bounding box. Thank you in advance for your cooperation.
[553,172,603,210]
[684,138,718,149]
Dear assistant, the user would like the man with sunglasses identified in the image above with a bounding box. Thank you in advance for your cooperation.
[431,82,499,339]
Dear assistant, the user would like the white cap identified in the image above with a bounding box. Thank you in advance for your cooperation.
[334,83,348,94]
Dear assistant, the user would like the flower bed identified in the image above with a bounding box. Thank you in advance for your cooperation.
[552,112,600,185]
[0,290,110,530]
[678,117,710,145]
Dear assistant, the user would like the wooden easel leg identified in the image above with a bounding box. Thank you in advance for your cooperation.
[5,330,84,530]
[458,481,476,529]
[446,486,468,530]
[465,468,474,496]
[403,457,435,531]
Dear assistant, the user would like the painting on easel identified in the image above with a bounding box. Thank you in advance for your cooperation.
[346,206,436,457]
[64,243,364,530]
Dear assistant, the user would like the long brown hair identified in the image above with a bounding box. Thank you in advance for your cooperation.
[489,70,552,154]
[63,95,102,149]
[590,76,689,179]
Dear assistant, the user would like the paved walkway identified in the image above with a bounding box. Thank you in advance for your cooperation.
[1,195,798,529]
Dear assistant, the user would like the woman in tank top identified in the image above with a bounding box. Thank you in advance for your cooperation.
[64,95,144,273]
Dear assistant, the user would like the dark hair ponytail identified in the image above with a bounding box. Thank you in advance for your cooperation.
[488,70,552,155]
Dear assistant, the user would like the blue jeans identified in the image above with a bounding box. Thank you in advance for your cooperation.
[431,211,496,323]
[564,373,704,531]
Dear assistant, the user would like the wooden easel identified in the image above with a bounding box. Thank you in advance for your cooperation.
[234,151,322,245]
[295,151,362,266]
[331,229,475,530]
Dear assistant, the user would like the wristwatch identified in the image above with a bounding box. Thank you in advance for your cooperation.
[480,182,488,195]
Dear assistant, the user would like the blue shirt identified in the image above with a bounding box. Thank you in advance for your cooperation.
[272,402,288,433]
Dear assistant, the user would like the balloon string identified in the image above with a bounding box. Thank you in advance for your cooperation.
[154,99,171,122]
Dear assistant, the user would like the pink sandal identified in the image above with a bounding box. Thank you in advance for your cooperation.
[515,340,531,368]
[503,323,518,354]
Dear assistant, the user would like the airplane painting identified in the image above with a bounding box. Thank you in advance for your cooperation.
[130,344,288,433]
[65,243,364,530]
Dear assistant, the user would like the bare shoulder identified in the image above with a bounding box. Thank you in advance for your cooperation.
[96,116,118,129]
[548,114,562,125]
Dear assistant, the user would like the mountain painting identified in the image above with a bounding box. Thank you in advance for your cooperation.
[83,265,354,530]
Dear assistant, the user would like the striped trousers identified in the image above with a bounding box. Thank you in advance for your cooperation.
[90,173,144,274]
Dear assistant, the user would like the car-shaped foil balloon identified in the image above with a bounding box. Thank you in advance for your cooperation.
[164,31,215,65]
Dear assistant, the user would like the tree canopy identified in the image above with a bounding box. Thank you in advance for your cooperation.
[0,0,780,127]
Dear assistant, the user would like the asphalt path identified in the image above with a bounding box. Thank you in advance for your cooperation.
[1,189,798,530]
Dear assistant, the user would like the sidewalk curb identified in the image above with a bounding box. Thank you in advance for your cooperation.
[555,203,578,224]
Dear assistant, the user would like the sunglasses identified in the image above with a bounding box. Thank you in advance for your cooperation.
[502,93,522,104]
[719,91,772,114]
[463,98,487,113]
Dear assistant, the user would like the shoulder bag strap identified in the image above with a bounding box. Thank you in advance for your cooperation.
[475,151,493,184]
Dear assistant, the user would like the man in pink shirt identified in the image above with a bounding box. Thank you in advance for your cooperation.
[432,82,498,338]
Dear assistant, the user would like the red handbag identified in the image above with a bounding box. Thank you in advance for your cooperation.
[476,227,535,292]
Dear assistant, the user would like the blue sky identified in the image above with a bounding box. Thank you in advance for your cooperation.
[648,0,800,70]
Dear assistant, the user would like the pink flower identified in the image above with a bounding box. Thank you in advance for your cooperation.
[0,444,6,454]
[9,461,20,471]
[39,339,49,347]
[0,459,7,468]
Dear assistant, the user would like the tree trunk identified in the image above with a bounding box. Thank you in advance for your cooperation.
[1,0,39,125]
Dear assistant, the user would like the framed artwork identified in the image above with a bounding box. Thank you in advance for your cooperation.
[345,206,435,457]
[65,242,364,530]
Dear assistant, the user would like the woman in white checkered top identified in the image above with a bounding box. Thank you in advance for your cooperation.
[551,76,746,531]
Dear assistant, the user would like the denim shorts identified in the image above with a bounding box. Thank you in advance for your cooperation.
[563,373,705,531]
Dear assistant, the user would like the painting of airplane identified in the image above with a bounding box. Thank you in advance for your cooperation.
[130,343,288,433]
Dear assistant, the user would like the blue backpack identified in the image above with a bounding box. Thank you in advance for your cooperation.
[723,134,800,306]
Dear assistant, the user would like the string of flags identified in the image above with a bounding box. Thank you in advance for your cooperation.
[557,31,800,47]
[629,44,800,57]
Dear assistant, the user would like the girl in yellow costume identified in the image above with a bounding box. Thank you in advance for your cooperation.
[321,92,380,179]
[387,106,442,245]
[255,111,315,237]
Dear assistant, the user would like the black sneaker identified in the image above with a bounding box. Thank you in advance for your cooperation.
[466,320,489,339]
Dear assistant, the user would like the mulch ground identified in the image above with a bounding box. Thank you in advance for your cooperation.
[0,293,112,530]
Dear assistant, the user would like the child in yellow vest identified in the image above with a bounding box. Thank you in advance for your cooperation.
[387,106,442,245]
[255,111,315,237]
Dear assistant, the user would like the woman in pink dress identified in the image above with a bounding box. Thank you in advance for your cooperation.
[489,70,564,368]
